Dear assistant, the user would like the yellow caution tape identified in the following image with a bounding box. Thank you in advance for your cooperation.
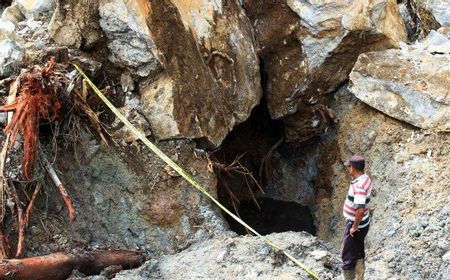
[74,64,321,280]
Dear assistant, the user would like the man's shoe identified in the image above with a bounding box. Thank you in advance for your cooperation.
[343,269,356,280]
[355,259,365,280]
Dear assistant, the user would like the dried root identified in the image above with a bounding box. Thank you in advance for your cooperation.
[210,154,264,217]
[0,58,63,180]
[40,152,75,223]
[0,58,109,259]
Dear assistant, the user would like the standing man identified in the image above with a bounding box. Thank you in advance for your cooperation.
[342,155,372,280]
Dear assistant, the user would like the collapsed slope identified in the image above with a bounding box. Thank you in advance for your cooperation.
[0,0,449,279]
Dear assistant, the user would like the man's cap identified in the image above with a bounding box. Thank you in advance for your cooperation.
[344,155,365,170]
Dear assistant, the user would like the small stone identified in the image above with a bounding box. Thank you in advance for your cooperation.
[70,55,103,77]
[216,250,228,262]
[258,246,271,260]
[164,165,180,177]
[17,0,55,18]
[121,72,135,92]
[310,250,328,261]
[84,141,100,163]
[443,251,450,262]
[396,156,405,164]
[0,20,16,41]
[0,112,7,124]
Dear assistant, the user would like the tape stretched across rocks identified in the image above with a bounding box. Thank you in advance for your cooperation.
[74,64,321,280]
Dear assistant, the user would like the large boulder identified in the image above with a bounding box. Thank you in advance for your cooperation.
[98,0,164,78]
[0,39,24,77]
[137,0,261,147]
[425,0,450,27]
[1,4,25,25]
[349,28,450,131]
[412,0,450,27]
[244,0,406,141]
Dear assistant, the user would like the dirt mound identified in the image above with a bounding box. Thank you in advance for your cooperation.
[112,231,341,280]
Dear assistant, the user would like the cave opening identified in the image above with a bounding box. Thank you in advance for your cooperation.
[212,98,317,236]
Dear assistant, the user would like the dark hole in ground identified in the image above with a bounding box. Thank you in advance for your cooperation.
[213,94,316,236]
[225,198,316,235]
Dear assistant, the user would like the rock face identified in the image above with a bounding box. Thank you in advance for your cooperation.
[265,141,326,207]
[112,232,341,280]
[244,0,406,141]
[28,139,227,257]
[349,28,450,131]
[98,0,164,78]
[3,0,450,279]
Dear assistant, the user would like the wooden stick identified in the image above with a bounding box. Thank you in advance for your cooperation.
[40,152,75,223]
[0,249,145,280]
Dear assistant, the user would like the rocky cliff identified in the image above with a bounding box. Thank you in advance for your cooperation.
[0,0,449,279]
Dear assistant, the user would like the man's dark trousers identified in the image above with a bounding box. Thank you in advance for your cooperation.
[342,220,370,270]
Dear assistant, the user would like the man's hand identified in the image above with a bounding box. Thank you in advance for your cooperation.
[350,226,359,237]
[350,208,365,237]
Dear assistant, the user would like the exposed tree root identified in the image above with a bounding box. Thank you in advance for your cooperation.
[0,58,113,259]
[210,153,264,235]
[0,249,145,280]
[40,152,75,223]
[0,58,62,180]
[23,184,41,231]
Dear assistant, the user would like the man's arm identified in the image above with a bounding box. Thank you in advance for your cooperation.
[350,208,365,237]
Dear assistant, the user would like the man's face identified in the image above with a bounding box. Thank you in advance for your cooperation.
[346,165,354,176]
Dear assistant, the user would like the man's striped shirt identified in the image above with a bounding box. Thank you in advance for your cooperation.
[343,174,372,228]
